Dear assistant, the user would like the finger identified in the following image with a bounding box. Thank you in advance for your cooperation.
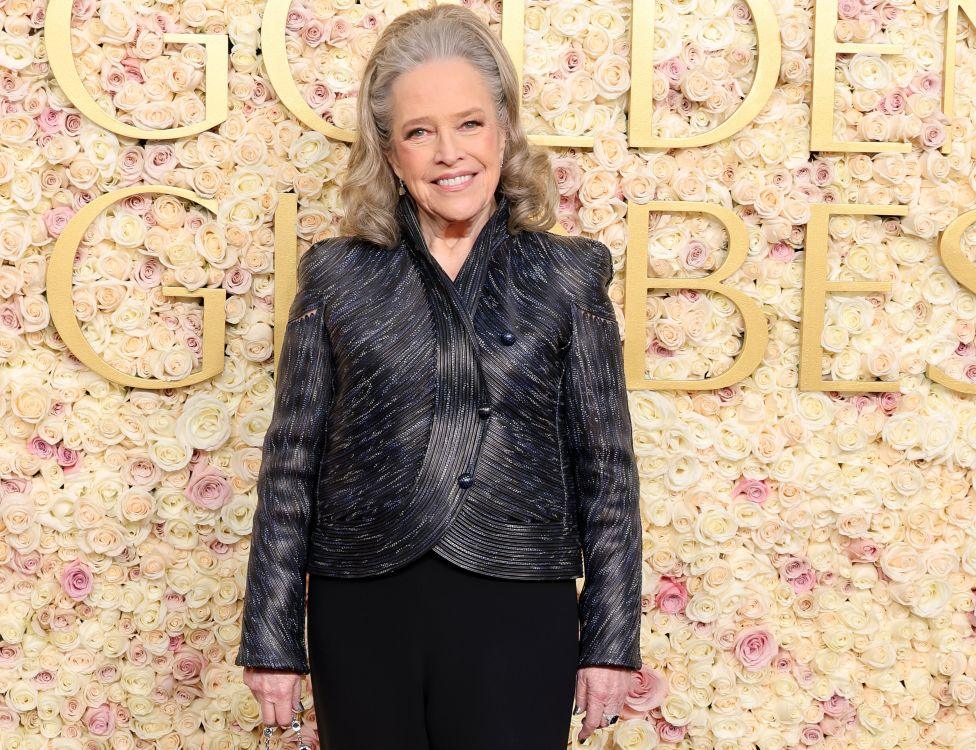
[260,698,277,728]
[293,678,303,713]
[573,671,588,715]
[274,695,293,728]
[579,695,607,742]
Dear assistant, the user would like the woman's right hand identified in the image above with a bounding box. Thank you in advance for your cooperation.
[243,667,304,728]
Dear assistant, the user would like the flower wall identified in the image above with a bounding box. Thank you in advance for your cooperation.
[1,0,976,749]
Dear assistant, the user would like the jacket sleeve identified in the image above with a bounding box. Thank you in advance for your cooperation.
[235,252,333,674]
[562,239,643,671]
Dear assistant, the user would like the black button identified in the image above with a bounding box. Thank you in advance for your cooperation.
[478,405,492,419]
[500,330,516,345]
[457,472,474,488]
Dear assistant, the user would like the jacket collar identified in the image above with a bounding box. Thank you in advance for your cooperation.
[396,187,511,320]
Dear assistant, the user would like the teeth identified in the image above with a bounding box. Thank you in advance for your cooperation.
[436,174,473,186]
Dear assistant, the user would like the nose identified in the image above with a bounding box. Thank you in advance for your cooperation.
[434,130,461,164]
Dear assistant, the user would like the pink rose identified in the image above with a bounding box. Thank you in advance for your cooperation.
[789,569,816,593]
[120,57,144,83]
[800,723,824,745]
[84,704,115,737]
[42,206,75,238]
[732,477,769,504]
[656,57,685,88]
[56,445,81,471]
[811,160,833,186]
[301,19,325,46]
[877,90,905,115]
[912,72,940,94]
[734,627,776,671]
[625,666,667,712]
[655,577,688,615]
[655,717,687,742]
[649,339,675,357]
[12,550,40,576]
[185,462,231,510]
[768,242,794,262]
[550,157,581,195]
[847,538,881,563]
[822,693,849,715]
[920,120,946,149]
[27,436,56,459]
[324,16,351,46]
[683,239,709,268]
[173,646,206,682]
[877,391,900,414]
[37,107,65,134]
[285,5,310,32]
[560,48,584,76]
[60,559,93,601]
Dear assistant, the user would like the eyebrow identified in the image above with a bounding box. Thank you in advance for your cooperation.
[401,108,485,131]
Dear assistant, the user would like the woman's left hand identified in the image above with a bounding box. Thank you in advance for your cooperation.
[573,665,631,743]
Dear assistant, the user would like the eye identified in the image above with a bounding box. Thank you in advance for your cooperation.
[462,119,482,129]
[407,127,427,139]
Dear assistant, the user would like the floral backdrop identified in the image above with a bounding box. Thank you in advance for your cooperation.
[1,0,975,748]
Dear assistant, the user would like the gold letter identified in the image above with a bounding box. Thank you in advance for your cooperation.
[622,202,768,389]
[810,0,908,152]
[48,187,224,388]
[45,0,228,139]
[273,192,299,377]
[800,204,908,391]
[941,0,976,154]
[629,0,781,148]
[928,209,976,393]
[262,0,356,142]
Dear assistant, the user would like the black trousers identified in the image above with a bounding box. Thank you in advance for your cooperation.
[307,549,579,750]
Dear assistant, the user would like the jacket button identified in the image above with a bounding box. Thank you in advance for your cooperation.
[477,405,492,419]
[500,330,516,345]
[457,472,474,488]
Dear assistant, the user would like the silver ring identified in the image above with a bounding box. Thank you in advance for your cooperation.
[603,713,619,725]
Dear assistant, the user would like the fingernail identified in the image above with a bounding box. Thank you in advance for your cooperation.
[573,704,582,715]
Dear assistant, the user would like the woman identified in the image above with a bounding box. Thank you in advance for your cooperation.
[236,6,642,749]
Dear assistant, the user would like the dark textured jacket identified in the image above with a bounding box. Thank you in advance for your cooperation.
[235,189,642,674]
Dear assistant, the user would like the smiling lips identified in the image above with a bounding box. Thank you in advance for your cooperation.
[433,172,476,189]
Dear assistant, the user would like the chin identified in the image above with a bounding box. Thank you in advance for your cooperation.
[427,192,489,220]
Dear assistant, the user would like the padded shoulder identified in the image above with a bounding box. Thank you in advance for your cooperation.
[531,231,615,320]
[288,237,361,319]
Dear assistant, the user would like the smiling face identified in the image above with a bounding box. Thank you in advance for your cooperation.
[385,57,507,234]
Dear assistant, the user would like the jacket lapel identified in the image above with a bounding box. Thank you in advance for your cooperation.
[396,189,511,340]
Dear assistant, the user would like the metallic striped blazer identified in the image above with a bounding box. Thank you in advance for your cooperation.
[236,188,642,674]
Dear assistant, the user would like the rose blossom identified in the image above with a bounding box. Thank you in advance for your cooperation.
[847,538,881,562]
[800,724,825,745]
[732,477,769,504]
[821,693,853,718]
[42,206,75,238]
[56,444,81,470]
[185,461,232,510]
[27,436,55,459]
[733,627,777,670]
[768,242,794,261]
[655,577,688,615]
[60,559,94,601]
[624,666,667,712]
[655,718,687,742]
[84,704,116,737]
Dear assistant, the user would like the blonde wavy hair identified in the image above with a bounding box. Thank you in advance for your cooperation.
[338,4,559,249]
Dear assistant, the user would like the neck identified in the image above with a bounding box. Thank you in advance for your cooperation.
[417,197,497,255]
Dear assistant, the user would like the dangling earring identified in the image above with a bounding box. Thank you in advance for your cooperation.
[397,177,405,195]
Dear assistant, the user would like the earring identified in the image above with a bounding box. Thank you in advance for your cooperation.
[398,177,405,195]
